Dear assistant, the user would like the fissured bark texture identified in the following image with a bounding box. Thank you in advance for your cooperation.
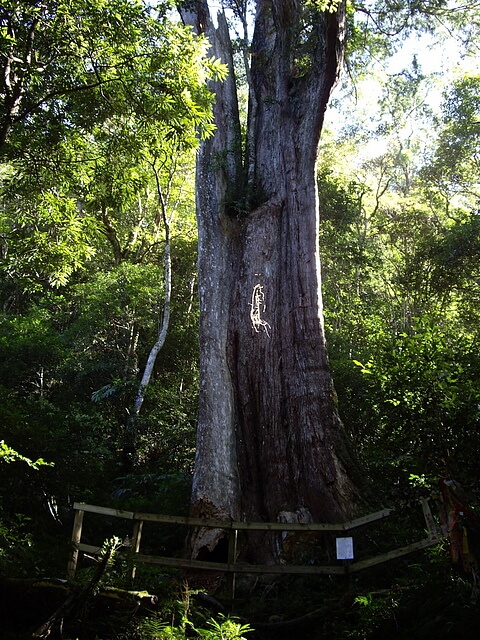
[183,0,362,563]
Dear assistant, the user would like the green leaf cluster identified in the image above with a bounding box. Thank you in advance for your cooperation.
[0,439,53,469]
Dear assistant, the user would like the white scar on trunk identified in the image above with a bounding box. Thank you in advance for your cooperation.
[250,283,271,337]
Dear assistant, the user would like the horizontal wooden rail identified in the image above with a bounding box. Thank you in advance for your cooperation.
[135,554,346,575]
[77,543,103,555]
[72,502,392,532]
[135,538,439,575]
[349,537,439,572]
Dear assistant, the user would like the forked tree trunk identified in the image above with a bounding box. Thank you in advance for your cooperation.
[182,0,362,563]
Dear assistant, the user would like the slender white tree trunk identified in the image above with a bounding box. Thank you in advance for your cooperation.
[122,163,172,469]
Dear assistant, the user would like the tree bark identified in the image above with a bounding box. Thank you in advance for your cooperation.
[183,0,362,563]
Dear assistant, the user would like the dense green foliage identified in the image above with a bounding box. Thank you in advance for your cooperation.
[0,0,211,584]
[318,62,480,499]
[1,0,480,638]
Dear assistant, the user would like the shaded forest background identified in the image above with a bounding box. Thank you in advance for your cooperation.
[1,1,480,638]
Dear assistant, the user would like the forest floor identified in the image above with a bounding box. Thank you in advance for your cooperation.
[2,556,480,640]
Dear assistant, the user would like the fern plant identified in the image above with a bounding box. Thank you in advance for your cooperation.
[140,620,188,639]
[196,615,252,640]
[139,614,252,640]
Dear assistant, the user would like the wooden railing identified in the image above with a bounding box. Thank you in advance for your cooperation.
[68,499,444,593]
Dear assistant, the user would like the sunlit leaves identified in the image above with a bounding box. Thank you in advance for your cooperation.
[422,74,480,204]
[320,37,480,494]
[1,190,98,292]
[0,0,213,298]
[0,0,222,158]
[0,440,53,468]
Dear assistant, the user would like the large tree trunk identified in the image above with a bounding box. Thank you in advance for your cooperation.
[183,0,362,563]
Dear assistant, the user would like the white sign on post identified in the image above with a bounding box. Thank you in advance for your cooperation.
[336,537,354,560]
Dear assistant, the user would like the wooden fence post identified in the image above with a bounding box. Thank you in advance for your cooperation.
[130,520,144,580]
[67,507,85,581]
